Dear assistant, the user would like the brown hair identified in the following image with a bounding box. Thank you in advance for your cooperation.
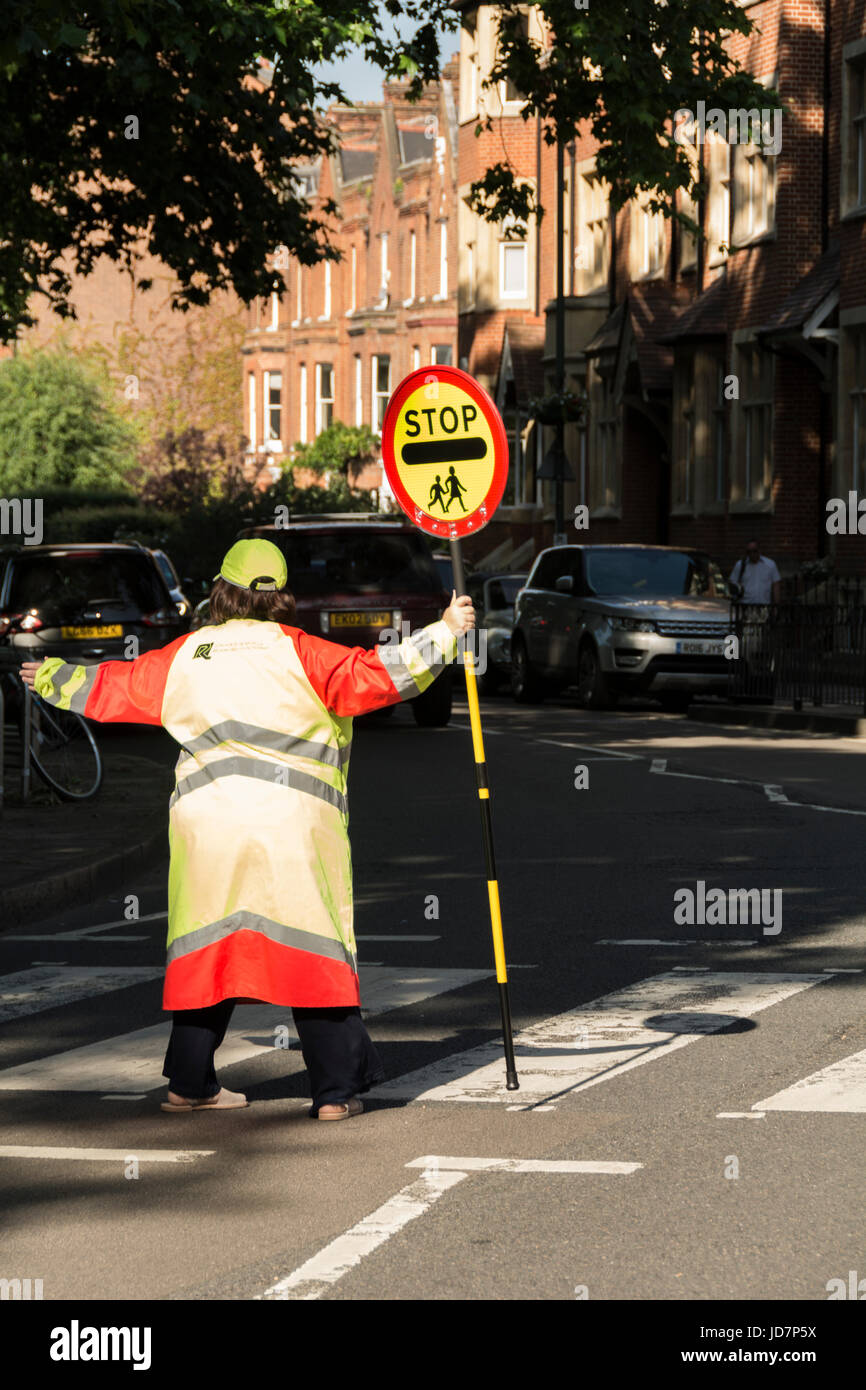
[208,577,297,626]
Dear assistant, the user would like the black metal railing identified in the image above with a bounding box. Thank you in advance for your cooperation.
[728,575,866,712]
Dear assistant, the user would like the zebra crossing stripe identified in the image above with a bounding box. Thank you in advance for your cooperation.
[371,971,828,1107]
[0,966,491,1093]
[754,1047,866,1113]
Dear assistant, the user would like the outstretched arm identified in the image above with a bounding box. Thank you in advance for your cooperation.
[291,592,475,717]
[19,635,188,724]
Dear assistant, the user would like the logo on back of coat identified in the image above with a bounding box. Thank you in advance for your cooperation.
[193,643,213,660]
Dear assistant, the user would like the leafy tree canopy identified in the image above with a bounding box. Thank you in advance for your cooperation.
[0,0,454,340]
[471,1,782,231]
[0,1,779,340]
[0,347,139,488]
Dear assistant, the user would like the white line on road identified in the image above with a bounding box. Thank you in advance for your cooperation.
[371,972,828,1107]
[405,1156,642,1174]
[596,939,756,947]
[754,1048,866,1113]
[4,910,167,942]
[763,784,789,803]
[0,1146,213,1163]
[716,1111,766,1120]
[650,759,667,773]
[259,1153,640,1299]
[260,1170,467,1299]
[356,935,440,942]
[0,966,492,1093]
[0,966,163,1023]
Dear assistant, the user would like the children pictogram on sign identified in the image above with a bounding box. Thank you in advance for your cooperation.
[445,465,467,513]
[429,474,448,512]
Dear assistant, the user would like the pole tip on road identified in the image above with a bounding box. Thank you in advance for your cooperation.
[506,1073,520,1091]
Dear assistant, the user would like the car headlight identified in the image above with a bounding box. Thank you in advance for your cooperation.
[609,616,656,633]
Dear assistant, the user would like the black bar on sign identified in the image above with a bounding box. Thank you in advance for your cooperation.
[401,437,487,466]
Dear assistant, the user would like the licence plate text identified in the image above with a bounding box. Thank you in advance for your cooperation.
[675,639,724,656]
[60,624,123,639]
[330,611,392,628]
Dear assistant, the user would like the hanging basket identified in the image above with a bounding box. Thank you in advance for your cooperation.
[528,392,585,426]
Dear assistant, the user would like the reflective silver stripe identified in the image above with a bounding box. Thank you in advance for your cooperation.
[169,755,348,815]
[379,648,423,697]
[180,719,348,768]
[67,670,97,715]
[166,908,357,971]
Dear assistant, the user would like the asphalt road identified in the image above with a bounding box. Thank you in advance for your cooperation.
[2,692,865,1304]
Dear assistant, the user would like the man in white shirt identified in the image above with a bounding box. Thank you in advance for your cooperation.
[729,540,781,605]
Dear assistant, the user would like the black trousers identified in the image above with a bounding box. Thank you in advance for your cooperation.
[162,1000,385,1114]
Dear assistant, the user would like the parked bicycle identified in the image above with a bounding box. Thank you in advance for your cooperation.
[0,648,102,802]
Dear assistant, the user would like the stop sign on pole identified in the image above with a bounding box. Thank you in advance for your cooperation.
[379,364,519,1091]
[381,366,509,539]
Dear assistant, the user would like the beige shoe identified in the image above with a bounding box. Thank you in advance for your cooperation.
[317,1097,364,1121]
[161,1087,248,1113]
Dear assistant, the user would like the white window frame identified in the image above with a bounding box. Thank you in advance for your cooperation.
[499,236,528,301]
[315,362,334,435]
[349,245,357,314]
[354,354,363,426]
[412,345,421,372]
[299,363,308,445]
[405,228,417,304]
[248,372,257,451]
[435,221,448,300]
[372,354,391,431]
[268,291,279,331]
[263,369,282,451]
[292,264,302,326]
[320,261,332,320]
[380,231,390,297]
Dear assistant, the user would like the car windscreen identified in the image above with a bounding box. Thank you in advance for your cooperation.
[261,530,442,597]
[6,552,168,618]
[154,552,178,588]
[583,549,726,598]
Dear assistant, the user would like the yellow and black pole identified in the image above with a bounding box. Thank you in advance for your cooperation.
[450,538,519,1090]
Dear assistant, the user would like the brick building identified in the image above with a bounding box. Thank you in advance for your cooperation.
[241,64,460,495]
[455,1,866,576]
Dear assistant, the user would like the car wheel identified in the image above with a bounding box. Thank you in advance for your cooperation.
[511,636,545,703]
[575,641,616,710]
[412,668,453,727]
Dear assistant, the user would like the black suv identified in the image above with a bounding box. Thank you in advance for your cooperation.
[239,515,454,726]
[0,542,189,665]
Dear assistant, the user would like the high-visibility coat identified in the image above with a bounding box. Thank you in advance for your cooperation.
[33,618,457,1011]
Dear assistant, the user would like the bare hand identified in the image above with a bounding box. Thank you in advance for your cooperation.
[443,590,475,636]
[19,661,42,689]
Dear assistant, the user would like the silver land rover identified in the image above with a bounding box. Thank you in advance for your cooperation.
[510,544,731,709]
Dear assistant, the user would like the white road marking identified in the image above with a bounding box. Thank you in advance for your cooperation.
[763,784,789,803]
[596,939,756,947]
[650,759,667,773]
[754,1048,866,1113]
[405,1156,642,1174]
[259,1153,640,1299]
[356,935,440,942]
[260,1170,467,1299]
[717,1111,766,1120]
[0,965,491,1093]
[5,935,147,943]
[0,966,163,1022]
[371,972,827,1106]
[0,1146,213,1163]
[535,738,640,760]
[4,910,167,942]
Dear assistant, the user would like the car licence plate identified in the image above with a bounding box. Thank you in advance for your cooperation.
[330,611,392,628]
[675,639,724,656]
[61,624,123,639]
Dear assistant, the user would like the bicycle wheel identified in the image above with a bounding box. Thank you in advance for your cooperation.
[26,698,103,800]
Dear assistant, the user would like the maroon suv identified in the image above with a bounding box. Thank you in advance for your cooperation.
[240,516,453,726]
